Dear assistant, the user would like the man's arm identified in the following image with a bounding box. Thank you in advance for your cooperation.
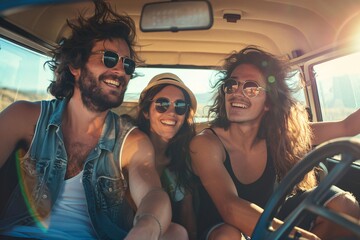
[311,108,360,146]
[190,130,265,237]
[121,129,171,240]
[0,101,40,168]
[190,130,319,239]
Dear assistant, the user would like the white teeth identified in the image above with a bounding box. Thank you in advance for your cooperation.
[232,102,247,108]
[161,120,176,126]
[103,79,120,87]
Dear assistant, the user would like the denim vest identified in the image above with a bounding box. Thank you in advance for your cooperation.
[0,99,136,239]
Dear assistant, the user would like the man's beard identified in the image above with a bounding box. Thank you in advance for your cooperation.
[78,66,127,112]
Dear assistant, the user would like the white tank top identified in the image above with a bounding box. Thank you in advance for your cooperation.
[3,171,97,239]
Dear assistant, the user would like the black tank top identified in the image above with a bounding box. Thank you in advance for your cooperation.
[196,128,276,237]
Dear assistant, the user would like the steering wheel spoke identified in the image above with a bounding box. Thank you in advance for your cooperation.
[251,138,360,240]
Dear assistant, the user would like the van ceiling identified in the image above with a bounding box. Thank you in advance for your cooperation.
[1,0,360,67]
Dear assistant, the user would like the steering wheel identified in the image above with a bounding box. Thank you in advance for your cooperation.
[251,137,360,240]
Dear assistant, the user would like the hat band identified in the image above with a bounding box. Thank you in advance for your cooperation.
[157,77,180,82]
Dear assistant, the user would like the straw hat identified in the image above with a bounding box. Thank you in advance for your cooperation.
[139,72,197,112]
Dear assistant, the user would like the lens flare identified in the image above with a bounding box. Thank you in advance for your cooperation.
[268,76,276,83]
[15,148,50,231]
[335,11,360,51]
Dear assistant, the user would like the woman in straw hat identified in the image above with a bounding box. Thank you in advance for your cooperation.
[137,73,198,240]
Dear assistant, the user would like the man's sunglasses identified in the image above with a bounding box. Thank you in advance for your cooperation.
[223,78,266,98]
[92,50,135,75]
[152,97,189,115]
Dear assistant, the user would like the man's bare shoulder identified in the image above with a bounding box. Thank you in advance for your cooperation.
[0,101,41,167]
[2,100,41,113]
[190,128,227,176]
[191,128,221,146]
[190,128,225,159]
[1,101,41,126]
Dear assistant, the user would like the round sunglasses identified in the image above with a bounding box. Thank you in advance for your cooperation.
[91,50,135,75]
[152,97,189,115]
[223,78,266,98]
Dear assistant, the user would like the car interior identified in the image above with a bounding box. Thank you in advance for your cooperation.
[1,0,360,239]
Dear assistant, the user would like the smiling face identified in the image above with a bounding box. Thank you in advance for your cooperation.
[225,63,269,124]
[146,85,187,142]
[70,38,132,112]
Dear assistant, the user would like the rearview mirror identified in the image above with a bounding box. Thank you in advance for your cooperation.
[140,0,213,32]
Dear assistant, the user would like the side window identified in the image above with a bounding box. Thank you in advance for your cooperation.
[0,38,53,112]
[288,70,307,105]
[313,52,360,121]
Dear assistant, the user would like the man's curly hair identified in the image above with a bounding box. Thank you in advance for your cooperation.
[209,46,316,191]
[46,0,140,99]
